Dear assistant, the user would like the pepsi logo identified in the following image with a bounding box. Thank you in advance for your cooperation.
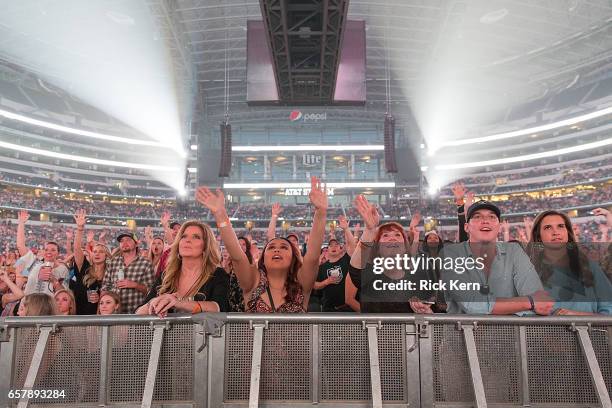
[289,110,303,121]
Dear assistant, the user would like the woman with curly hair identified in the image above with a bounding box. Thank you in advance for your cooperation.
[136,220,229,317]
[527,210,612,315]
[196,176,327,313]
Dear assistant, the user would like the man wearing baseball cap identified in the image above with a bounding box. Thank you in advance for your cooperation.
[101,231,154,313]
[441,200,553,315]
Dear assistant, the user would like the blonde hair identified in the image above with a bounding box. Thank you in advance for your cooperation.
[54,289,77,315]
[158,220,220,296]
[23,293,56,316]
[83,244,110,287]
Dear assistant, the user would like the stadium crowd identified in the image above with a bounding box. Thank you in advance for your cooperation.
[1,182,610,221]
[1,178,611,318]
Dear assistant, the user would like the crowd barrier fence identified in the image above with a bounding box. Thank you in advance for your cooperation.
[1,313,611,408]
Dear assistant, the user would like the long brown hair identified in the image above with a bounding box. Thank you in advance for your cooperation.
[527,210,592,286]
[258,237,303,303]
[158,220,220,296]
[83,244,110,287]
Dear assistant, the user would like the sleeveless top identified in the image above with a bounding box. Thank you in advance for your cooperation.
[246,269,305,313]
[228,270,245,312]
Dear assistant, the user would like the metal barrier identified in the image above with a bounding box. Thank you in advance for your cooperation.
[1,314,611,408]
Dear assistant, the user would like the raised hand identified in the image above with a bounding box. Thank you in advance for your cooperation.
[409,211,421,228]
[465,191,475,212]
[144,226,153,241]
[86,230,95,243]
[65,229,74,241]
[73,209,87,228]
[308,176,328,211]
[523,217,534,232]
[195,186,226,215]
[160,211,172,227]
[500,220,509,232]
[353,195,380,231]
[593,207,612,227]
[516,227,528,242]
[338,215,349,230]
[451,181,466,200]
[17,210,29,224]
[271,202,282,217]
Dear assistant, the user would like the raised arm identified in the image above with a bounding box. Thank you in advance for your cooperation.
[196,187,256,293]
[338,215,356,256]
[160,211,174,245]
[16,210,30,257]
[266,203,282,241]
[409,211,421,256]
[350,195,379,270]
[73,209,87,272]
[299,177,328,293]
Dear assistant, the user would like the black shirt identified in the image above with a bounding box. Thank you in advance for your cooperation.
[142,266,230,312]
[316,253,352,312]
[348,252,435,313]
[69,258,102,315]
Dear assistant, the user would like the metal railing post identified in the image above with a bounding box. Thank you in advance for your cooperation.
[17,325,54,408]
[364,321,383,408]
[460,323,487,408]
[573,325,612,408]
[248,321,267,408]
[141,322,168,408]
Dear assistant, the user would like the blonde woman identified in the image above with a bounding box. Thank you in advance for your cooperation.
[54,289,76,315]
[71,210,110,314]
[17,293,56,316]
[136,220,229,317]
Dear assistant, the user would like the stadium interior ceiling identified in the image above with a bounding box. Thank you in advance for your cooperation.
[0,0,610,221]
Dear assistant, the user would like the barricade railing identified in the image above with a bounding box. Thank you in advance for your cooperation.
[1,314,611,408]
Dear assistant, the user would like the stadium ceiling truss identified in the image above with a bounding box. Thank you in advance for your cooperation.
[172,0,612,133]
[259,0,349,104]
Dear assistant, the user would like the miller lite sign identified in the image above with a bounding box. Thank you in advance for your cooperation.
[303,154,322,166]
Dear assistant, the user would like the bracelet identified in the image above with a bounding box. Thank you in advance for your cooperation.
[527,295,535,311]
[359,240,374,248]
[216,217,230,229]
[191,301,202,314]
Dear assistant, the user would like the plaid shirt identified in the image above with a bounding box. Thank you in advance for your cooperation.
[102,254,154,314]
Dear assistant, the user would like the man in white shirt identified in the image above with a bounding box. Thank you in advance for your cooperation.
[16,210,69,296]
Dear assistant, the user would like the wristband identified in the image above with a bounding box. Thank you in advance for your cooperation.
[191,302,202,314]
[359,240,374,248]
[527,295,535,311]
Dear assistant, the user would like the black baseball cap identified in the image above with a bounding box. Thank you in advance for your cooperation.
[467,200,501,222]
[286,233,299,242]
[116,231,138,242]
[327,238,340,246]
[169,221,181,229]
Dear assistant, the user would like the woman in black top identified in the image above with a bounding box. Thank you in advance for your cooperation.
[349,195,442,313]
[136,220,229,317]
[70,210,110,315]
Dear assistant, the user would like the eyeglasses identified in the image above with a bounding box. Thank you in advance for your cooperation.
[470,214,499,223]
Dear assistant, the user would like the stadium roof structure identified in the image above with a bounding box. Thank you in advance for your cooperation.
[169,0,612,134]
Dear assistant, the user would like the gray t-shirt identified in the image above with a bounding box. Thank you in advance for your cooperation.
[21,251,69,296]
[441,241,543,314]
